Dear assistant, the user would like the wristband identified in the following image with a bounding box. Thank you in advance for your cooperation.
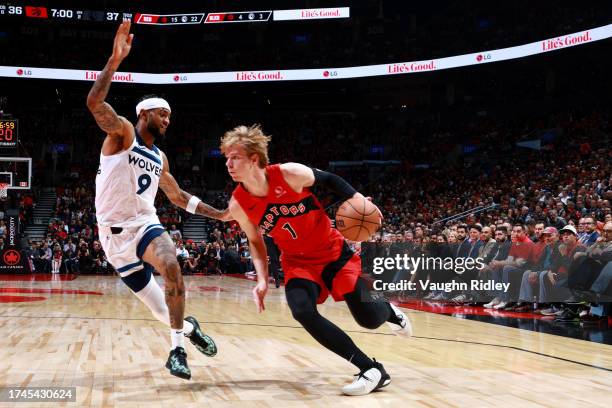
[186,195,201,214]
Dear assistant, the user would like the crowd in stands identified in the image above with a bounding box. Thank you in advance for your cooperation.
[368,110,611,231]
[363,218,611,323]
[27,221,255,277]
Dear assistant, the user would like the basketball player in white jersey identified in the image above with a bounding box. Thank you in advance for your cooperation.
[86,20,230,380]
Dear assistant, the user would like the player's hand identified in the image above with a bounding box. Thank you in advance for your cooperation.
[365,196,384,222]
[253,280,268,313]
[352,193,384,222]
[111,20,134,63]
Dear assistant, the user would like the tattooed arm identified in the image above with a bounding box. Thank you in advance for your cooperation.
[159,151,232,221]
[86,21,133,141]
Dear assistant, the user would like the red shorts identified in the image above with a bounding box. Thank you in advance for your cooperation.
[281,232,361,304]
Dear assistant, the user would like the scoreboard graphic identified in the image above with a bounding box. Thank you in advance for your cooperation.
[0,5,349,25]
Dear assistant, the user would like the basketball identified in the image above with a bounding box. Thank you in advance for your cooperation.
[335,197,382,241]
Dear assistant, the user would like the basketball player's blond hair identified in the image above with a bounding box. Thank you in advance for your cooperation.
[220,124,271,168]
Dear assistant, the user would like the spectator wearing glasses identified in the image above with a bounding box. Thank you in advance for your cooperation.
[578,217,600,246]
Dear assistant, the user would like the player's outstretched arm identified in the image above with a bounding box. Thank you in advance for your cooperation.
[229,197,269,312]
[86,20,133,137]
[159,152,232,221]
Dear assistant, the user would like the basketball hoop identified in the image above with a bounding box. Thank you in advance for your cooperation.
[0,183,8,201]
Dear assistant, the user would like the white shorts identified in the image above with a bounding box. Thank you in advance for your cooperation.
[99,220,166,277]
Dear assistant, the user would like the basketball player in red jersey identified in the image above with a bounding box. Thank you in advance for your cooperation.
[221,125,412,396]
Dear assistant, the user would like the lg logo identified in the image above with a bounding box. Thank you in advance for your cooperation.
[476,54,492,62]
[323,70,338,78]
[173,75,188,82]
[16,69,33,76]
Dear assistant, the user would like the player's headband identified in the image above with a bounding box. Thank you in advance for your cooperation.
[136,98,171,117]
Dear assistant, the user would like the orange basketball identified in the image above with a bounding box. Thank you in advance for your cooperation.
[335,197,382,242]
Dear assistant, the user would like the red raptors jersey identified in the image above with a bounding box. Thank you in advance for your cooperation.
[232,164,337,258]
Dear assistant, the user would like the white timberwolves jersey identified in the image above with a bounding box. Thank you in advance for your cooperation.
[95,133,164,228]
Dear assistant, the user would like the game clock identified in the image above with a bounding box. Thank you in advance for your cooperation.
[0,119,18,148]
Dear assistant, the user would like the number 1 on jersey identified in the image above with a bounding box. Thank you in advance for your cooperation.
[282,222,298,239]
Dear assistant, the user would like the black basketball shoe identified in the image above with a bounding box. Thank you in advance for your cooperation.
[165,347,191,380]
[184,316,218,357]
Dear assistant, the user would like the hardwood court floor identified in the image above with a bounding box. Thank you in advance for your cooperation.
[0,274,611,408]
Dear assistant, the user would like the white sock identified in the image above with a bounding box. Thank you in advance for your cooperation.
[171,328,185,350]
[183,320,194,336]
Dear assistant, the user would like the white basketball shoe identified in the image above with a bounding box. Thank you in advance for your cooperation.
[341,359,390,396]
[386,303,413,337]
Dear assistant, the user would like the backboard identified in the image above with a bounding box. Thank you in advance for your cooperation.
[0,157,32,190]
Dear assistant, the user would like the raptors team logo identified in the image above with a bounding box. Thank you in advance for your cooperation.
[258,196,320,233]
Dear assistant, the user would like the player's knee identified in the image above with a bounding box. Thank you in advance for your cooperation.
[290,303,317,324]
[354,315,383,330]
